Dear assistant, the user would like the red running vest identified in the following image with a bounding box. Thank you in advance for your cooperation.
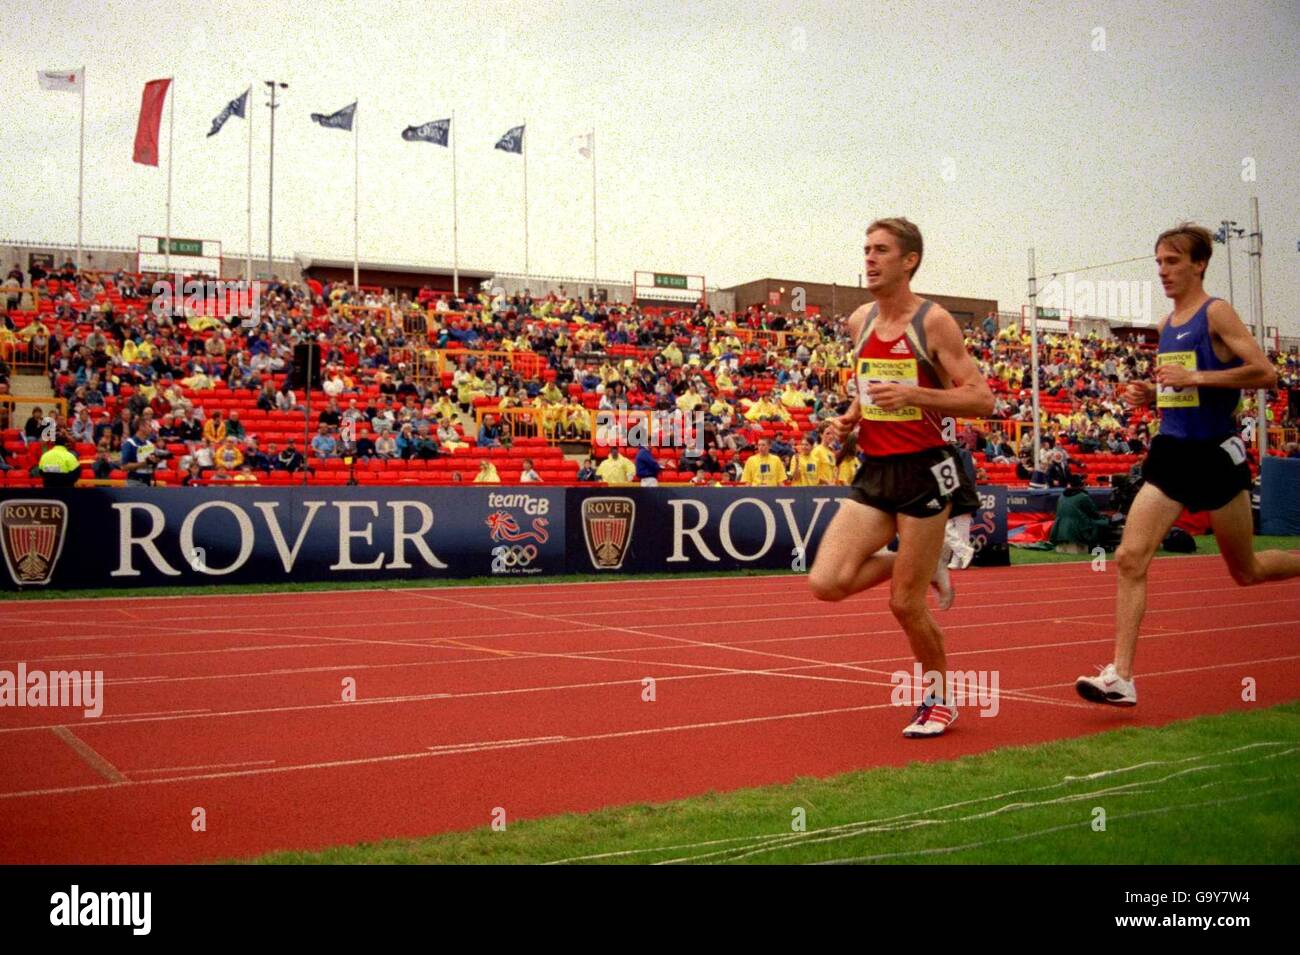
[854,301,947,456]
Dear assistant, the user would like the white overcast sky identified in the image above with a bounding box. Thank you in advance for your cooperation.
[5,0,1298,333]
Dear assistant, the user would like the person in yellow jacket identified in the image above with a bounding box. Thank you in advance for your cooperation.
[779,384,808,409]
[596,447,636,484]
[433,393,459,422]
[810,430,839,484]
[787,438,825,485]
[676,389,704,413]
[741,439,787,486]
[39,437,82,487]
[744,397,791,423]
[473,459,501,483]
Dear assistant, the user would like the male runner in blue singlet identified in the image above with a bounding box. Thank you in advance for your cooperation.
[1076,223,1300,706]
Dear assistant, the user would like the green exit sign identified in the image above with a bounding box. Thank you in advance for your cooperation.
[654,273,688,289]
[157,238,204,256]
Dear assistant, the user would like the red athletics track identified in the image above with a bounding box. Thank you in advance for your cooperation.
[0,554,1297,863]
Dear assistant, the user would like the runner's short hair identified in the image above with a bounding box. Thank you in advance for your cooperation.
[867,217,923,278]
[1155,222,1213,277]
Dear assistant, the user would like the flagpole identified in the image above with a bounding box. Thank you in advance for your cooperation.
[165,76,174,273]
[590,128,597,292]
[451,110,459,298]
[77,68,85,273]
[353,103,360,290]
[246,86,253,283]
[522,118,529,284]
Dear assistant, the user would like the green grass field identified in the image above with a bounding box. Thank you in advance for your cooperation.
[253,703,1300,865]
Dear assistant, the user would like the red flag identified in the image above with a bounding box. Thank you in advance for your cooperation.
[133,78,171,166]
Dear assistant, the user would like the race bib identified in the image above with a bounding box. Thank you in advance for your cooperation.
[1220,435,1247,466]
[929,457,961,497]
[857,357,921,421]
[1156,351,1199,408]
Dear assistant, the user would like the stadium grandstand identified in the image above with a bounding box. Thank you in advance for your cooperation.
[1,243,1296,491]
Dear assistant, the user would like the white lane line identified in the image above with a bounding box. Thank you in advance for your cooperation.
[50,726,127,784]
[0,701,898,800]
[133,759,277,774]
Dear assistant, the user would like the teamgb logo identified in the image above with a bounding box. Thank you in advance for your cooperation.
[1,500,69,586]
[485,506,549,575]
[581,497,635,570]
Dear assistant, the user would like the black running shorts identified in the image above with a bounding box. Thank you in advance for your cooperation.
[1142,433,1251,513]
[847,445,980,519]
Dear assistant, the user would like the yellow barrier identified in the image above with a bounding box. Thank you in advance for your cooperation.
[1268,427,1297,449]
[1,287,50,373]
[0,396,69,434]
[434,349,548,380]
[478,405,594,444]
[339,304,393,327]
[730,328,789,350]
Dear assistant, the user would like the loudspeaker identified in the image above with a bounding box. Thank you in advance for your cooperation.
[291,343,321,390]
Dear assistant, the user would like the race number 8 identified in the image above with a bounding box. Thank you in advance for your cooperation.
[930,459,960,497]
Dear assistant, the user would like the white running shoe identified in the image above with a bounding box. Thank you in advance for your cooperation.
[945,515,976,569]
[1075,663,1137,706]
[931,543,955,610]
[902,703,958,738]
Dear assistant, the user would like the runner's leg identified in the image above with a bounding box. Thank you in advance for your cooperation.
[809,498,898,601]
[1113,482,1184,679]
[892,506,952,702]
[1211,490,1300,584]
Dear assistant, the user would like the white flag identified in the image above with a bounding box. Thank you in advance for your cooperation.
[573,132,592,158]
[38,68,83,92]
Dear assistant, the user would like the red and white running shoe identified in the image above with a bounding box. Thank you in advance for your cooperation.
[902,703,958,738]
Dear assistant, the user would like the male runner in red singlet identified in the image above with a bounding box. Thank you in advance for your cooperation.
[1075,223,1299,706]
[810,218,994,737]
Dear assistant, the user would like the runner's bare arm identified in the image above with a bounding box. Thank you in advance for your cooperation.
[870,307,993,416]
[1122,317,1166,406]
[826,304,873,438]
[1155,299,1277,391]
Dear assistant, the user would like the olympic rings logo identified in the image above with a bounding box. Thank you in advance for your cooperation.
[491,544,539,572]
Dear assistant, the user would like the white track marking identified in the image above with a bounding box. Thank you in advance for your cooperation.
[132,759,277,774]
[50,726,126,784]
[3,627,1296,737]
[0,701,901,800]
[427,736,567,752]
[1015,653,1300,694]
[1,582,1291,650]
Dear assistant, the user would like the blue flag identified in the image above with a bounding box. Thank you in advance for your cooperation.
[495,125,525,154]
[403,118,449,145]
[207,88,250,138]
[311,102,357,131]
[1213,224,1227,244]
